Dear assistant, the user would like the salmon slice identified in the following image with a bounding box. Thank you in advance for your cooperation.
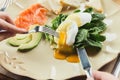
[15,3,48,30]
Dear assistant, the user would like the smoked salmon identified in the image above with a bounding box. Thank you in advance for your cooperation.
[15,3,47,30]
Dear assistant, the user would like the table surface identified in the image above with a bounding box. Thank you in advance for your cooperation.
[0,32,120,80]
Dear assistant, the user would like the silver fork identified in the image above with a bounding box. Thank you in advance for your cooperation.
[29,26,59,38]
[0,0,12,11]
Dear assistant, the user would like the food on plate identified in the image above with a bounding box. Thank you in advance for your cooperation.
[64,12,92,27]
[41,0,82,14]
[60,0,81,8]
[18,32,42,52]
[15,3,48,30]
[45,7,106,62]
[52,12,91,62]
[55,12,92,45]
[7,1,106,62]
[40,0,103,14]
[41,0,63,14]
[8,34,32,47]
[15,34,31,40]
[8,25,42,52]
[85,0,103,12]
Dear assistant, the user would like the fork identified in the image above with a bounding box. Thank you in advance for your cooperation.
[0,0,12,11]
[29,26,59,38]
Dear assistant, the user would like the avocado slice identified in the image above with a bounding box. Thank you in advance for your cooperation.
[8,34,32,47]
[18,32,42,52]
[15,34,30,40]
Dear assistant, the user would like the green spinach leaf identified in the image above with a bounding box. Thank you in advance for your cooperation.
[74,8,106,49]
[51,14,68,30]
[74,10,81,13]
[84,7,93,13]
[92,13,105,21]
[44,14,68,44]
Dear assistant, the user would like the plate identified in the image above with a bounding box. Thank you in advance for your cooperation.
[0,0,120,79]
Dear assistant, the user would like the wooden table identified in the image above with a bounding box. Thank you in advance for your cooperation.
[0,32,119,80]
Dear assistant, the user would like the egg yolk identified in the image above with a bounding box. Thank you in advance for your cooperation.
[54,31,79,63]
[58,31,66,46]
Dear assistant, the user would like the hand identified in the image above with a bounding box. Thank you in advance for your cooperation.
[0,12,26,33]
[0,12,27,41]
[86,71,119,80]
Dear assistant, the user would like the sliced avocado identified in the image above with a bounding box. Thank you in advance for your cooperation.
[15,34,30,40]
[7,24,42,52]
[18,32,42,52]
[8,34,32,47]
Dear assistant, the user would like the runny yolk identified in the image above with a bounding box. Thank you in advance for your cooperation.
[54,49,67,59]
[54,31,79,63]
[66,54,79,63]
[58,31,66,46]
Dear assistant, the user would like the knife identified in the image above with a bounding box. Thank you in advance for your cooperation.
[76,48,93,78]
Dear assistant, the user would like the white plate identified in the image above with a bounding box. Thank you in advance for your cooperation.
[0,0,120,79]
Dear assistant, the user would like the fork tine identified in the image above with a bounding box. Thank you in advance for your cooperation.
[29,26,59,38]
[42,26,59,37]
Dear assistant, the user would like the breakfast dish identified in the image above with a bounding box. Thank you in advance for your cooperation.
[7,1,106,62]
[0,0,120,79]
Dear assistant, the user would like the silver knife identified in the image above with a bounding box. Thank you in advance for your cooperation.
[76,48,93,78]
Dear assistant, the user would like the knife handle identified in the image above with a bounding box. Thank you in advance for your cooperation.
[85,68,93,77]
[112,54,120,78]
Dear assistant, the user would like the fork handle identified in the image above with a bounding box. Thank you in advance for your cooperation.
[0,8,6,11]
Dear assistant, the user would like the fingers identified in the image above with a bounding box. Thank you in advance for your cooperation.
[92,71,119,80]
[5,15,15,25]
[0,19,27,33]
[0,12,27,33]
[0,12,14,24]
[86,71,119,80]
[92,70,105,80]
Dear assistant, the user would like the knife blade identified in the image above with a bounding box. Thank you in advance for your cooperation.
[76,48,93,78]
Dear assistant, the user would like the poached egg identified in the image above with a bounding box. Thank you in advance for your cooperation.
[56,12,92,46]
[54,12,92,62]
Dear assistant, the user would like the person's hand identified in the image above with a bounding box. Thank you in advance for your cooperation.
[86,71,119,80]
[0,12,27,41]
[0,12,26,33]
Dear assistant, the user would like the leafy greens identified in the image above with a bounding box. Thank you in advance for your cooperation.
[44,14,68,44]
[45,8,106,49]
[74,8,106,49]
[51,14,68,30]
